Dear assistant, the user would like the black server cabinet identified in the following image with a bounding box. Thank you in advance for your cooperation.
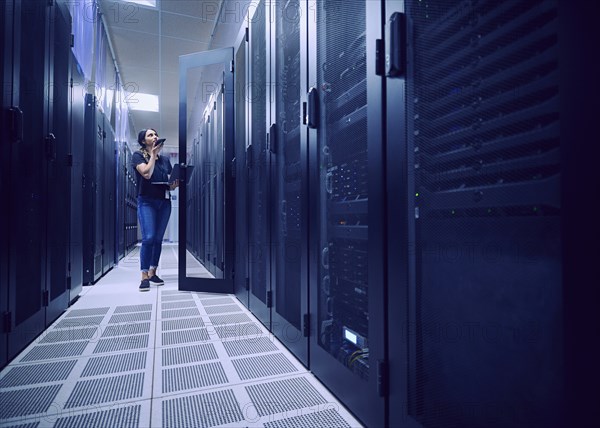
[247,0,271,327]
[102,120,115,273]
[306,1,386,426]
[69,54,85,301]
[233,22,249,306]
[269,0,308,365]
[6,0,50,361]
[390,1,562,427]
[117,143,126,260]
[83,94,104,284]
[45,0,72,320]
[1,0,11,368]
[124,145,138,252]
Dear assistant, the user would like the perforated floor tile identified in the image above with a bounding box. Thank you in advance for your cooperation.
[161,328,210,346]
[54,315,105,329]
[215,322,263,339]
[81,352,147,377]
[222,336,279,357]
[161,361,228,394]
[65,308,110,318]
[204,304,242,315]
[64,373,144,409]
[161,317,204,331]
[0,360,76,388]
[208,313,252,326]
[20,342,89,362]
[93,334,150,353]
[0,384,62,419]
[101,322,151,337]
[113,304,153,313]
[161,308,201,319]
[161,343,218,366]
[232,353,299,380]
[161,300,197,310]
[201,297,235,306]
[161,389,244,428]
[39,327,99,344]
[54,404,142,428]
[264,408,352,428]
[245,377,328,417]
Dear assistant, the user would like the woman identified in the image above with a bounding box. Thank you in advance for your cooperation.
[131,128,179,291]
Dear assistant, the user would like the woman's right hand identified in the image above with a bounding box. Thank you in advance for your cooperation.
[151,142,162,158]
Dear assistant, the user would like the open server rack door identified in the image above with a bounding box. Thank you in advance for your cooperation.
[69,53,85,301]
[307,0,386,426]
[45,0,72,321]
[6,0,50,361]
[396,1,562,427]
[247,0,271,328]
[268,0,308,365]
[233,21,249,306]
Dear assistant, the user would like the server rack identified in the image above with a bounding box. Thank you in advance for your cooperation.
[1,0,11,368]
[233,21,249,307]
[102,120,115,273]
[247,0,271,327]
[116,142,126,260]
[124,145,138,252]
[269,0,309,365]
[83,94,104,284]
[385,1,562,427]
[69,53,85,302]
[45,0,73,321]
[0,0,70,364]
[306,1,386,426]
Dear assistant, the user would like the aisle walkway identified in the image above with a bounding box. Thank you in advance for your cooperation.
[0,245,362,427]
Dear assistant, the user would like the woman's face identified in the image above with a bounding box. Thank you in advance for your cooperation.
[144,129,158,146]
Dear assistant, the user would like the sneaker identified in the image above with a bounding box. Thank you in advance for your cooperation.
[139,279,150,292]
[148,275,165,286]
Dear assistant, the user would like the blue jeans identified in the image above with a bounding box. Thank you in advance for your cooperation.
[137,196,171,272]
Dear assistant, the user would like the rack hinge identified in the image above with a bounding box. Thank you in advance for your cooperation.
[266,290,273,308]
[66,276,72,290]
[303,313,310,337]
[377,360,388,397]
[386,12,407,77]
[375,38,384,76]
[230,60,234,73]
[67,154,73,166]
[70,34,74,48]
[245,27,249,42]
[3,312,12,333]
[42,290,49,307]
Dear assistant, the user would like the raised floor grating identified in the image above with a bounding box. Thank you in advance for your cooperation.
[201,297,235,306]
[113,304,153,313]
[161,389,243,428]
[64,373,144,408]
[204,304,242,315]
[161,294,194,302]
[54,316,105,329]
[0,385,62,419]
[65,307,109,318]
[222,337,279,357]
[232,353,299,380]
[161,308,201,319]
[93,335,149,353]
[161,361,228,393]
[245,377,327,417]
[0,360,76,388]
[215,322,263,339]
[161,329,210,346]
[264,409,352,428]
[39,327,99,344]
[108,312,152,324]
[21,342,88,362]
[101,322,151,337]
[208,313,252,326]
[161,317,204,331]
[161,300,197,310]
[54,405,141,428]
[161,290,190,296]
[0,422,40,428]
[162,343,218,366]
[81,352,147,377]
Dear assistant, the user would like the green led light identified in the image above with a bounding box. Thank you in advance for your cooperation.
[415,193,419,197]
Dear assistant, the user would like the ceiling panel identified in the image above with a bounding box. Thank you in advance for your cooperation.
[161,12,214,43]
[110,26,160,71]
[100,0,159,34]
[160,37,211,73]
[160,0,223,19]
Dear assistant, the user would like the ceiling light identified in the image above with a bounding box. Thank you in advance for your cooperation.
[126,92,159,112]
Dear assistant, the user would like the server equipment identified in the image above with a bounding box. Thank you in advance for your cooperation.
[2,0,75,367]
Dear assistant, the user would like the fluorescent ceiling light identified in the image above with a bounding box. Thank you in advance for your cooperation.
[120,0,156,7]
[126,92,159,112]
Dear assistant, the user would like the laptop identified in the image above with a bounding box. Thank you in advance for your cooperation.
[152,164,194,185]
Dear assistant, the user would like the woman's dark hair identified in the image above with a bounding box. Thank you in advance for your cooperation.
[137,128,157,147]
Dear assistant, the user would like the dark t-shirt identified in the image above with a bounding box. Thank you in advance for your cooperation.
[131,151,173,200]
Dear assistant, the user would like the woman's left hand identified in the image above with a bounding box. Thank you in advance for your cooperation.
[170,179,180,190]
